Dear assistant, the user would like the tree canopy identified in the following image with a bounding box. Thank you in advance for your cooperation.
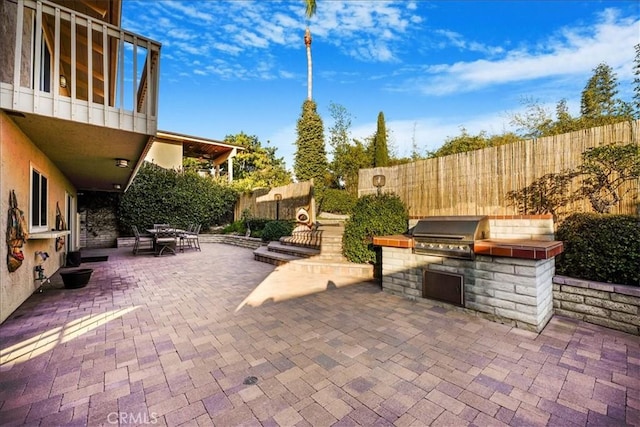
[294,99,328,185]
[371,112,390,167]
[223,132,292,192]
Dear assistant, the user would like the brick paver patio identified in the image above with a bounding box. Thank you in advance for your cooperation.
[0,244,638,426]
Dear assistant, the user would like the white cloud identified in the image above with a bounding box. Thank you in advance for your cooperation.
[409,10,639,95]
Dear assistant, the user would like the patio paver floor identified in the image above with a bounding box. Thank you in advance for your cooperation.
[0,243,638,426]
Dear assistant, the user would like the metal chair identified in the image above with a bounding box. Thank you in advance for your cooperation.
[132,225,153,255]
[154,227,178,256]
[182,224,201,251]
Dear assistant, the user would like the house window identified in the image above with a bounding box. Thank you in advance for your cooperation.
[31,167,48,232]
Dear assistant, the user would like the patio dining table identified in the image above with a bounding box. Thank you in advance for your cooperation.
[146,228,186,255]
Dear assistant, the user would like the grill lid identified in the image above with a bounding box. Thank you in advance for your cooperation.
[411,215,489,242]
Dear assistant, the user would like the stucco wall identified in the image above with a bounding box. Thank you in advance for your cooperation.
[145,140,182,171]
[0,111,75,323]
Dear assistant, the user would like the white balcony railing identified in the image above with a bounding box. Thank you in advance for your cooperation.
[0,0,161,135]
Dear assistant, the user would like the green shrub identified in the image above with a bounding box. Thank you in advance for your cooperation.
[343,193,408,263]
[318,188,357,214]
[222,220,246,235]
[261,220,295,242]
[246,218,271,236]
[118,162,238,234]
[555,213,640,286]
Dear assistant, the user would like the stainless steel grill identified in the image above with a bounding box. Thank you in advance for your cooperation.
[411,216,489,259]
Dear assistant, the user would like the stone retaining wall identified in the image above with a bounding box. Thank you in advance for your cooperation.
[553,276,640,335]
[117,234,263,250]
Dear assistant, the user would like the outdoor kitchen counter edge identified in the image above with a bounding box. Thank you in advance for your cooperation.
[373,235,564,260]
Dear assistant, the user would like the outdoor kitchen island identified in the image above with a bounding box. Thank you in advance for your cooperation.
[373,215,564,333]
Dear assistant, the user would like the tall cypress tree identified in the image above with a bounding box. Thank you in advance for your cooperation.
[580,63,619,119]
[294,99,328,184]
[372,111,389,167]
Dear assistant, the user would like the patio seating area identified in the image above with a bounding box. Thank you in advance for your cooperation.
[0,244,638,426]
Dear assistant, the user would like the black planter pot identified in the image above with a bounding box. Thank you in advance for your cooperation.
[60,268,93,289]
[66,251,82,267]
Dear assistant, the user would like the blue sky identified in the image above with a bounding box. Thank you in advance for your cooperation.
[122,1,639,171]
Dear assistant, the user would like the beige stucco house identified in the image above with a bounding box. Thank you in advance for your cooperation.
[0,0,161,323]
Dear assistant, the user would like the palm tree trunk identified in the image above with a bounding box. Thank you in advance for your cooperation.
[305,27,313,100]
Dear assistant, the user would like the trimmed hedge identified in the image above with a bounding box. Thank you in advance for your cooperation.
[555,213,640,286]
[343,193,408,263]
[118,162,238,235]
[261,220,296,242]
[318,188,357,215]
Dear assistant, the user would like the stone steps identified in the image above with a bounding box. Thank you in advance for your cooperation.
[266,241,320,258]
[253,219,370,278]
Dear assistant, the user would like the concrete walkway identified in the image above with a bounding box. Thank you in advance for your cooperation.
[0,244,638,426]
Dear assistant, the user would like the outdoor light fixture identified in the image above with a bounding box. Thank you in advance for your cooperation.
[113,184,121,190]
[115,158,129,168]
[274,193,282,220]
[59,75,67,88]
[373,174,386,194]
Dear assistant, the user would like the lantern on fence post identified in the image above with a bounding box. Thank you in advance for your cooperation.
[373,175,386,195]
[274,193,282,220]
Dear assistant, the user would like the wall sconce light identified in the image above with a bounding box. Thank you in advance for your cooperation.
[373,174,386,195]
[115,158,129,168]
[113,184,122,190]
[59,75,67,88]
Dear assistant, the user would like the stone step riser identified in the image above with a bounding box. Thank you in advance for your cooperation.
[268,248,319,258]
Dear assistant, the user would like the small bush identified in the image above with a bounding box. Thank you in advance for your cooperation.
[222,220,246,235]
[246,218,271,236]
[343,193,408,263]
[555,213,640,286]
[318,188,357,215]
[261,220,295,242]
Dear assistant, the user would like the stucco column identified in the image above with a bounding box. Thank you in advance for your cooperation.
[227,148,237,182]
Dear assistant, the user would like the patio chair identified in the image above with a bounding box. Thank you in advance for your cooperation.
[153,223,170,230]
[132,225,153,255]
[154,228,178,256]
[182,223,201,251]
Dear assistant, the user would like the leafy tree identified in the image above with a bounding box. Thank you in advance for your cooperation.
[223,132,291,192]
[581,63,618,119]
[371,111,390,167]
[579,62,633,125]
[410,122,422,161]
[326,102,371,192]
[294,99,328,185]
[327,102,352,187]
[509,97,554,139]
[427,127,491,158]
[338,139,371,195]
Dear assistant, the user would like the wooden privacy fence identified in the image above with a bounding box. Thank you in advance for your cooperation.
[234,180,315,222]
[359,121,639,218]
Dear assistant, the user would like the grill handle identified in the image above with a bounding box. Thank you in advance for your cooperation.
[416,234,466,240]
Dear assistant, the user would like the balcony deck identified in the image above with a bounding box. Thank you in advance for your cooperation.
[0,0,160,136]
